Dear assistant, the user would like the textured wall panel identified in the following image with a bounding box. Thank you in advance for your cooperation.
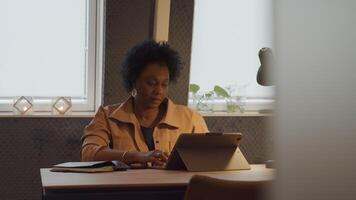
[204,116,274,164]
[0,118,90,200]
[167,0,195,105]
[103,0,155,105]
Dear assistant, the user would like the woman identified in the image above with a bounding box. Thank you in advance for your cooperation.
[81,41,208,167]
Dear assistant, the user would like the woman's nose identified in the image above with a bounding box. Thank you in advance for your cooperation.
[154,85,166,94]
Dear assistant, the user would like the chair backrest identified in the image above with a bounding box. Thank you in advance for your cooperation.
[184,175,272,200]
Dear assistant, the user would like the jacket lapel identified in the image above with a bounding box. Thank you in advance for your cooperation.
[109,97,148,152]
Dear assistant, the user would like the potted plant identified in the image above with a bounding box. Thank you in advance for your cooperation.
[214,85,239,113]
[189,83,214,112]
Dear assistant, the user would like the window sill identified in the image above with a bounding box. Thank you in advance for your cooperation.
[200,110,273,117]
[0,112,95,118]
[0,111,272,118]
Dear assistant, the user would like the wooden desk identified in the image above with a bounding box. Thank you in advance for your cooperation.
[41,164,275,200]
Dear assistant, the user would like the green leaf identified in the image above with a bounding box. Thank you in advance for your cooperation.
[189,83,200,94]
[204,91,214,98]
[214,85,230,98]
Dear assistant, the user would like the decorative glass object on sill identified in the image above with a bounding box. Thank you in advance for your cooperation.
[211,96,227,112]
[13,96,33,115]
[189,83,214,112]
[189,83,252,113]
[236,96,247,113]
[52,97,72,115]
[234,84,248,113]
[226,98,239,113]
[214,85,240,113]
[188,84,200,110]
[196,91,214,112]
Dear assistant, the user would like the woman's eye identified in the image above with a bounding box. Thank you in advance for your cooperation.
[147,80,157,86]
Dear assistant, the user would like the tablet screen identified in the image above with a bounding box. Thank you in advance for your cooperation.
[165,133,242,170]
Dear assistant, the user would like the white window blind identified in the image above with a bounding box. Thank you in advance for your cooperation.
[0,0,102,113]
[190,0,275,100]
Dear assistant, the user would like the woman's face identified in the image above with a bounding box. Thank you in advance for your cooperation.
[134,63,170,109]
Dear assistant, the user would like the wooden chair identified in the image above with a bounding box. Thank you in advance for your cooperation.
[184,175,271,200]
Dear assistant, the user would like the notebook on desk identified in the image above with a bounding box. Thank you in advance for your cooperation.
[164,133,250,171]
[51,160,129,173]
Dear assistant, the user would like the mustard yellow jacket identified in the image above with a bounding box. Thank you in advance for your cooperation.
[81,97,209,161]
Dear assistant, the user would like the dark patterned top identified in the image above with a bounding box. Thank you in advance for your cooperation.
[140,126,155,151]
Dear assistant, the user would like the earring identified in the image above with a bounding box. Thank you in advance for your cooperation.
[131,88,137,97]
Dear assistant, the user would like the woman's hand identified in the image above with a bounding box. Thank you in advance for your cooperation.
[140,150,168,167]
[128,150,168,167]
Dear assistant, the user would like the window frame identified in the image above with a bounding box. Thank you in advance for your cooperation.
[0,0,104,116]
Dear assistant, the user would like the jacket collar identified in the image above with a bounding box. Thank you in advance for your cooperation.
[109,97,181,128]
[108,97,137,124]
[160,98,182,128]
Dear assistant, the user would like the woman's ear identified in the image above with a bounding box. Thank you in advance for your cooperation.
[131,82,137,97]
[131,88,137,97]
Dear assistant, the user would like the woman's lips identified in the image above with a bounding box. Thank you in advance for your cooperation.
[151,97,162,102]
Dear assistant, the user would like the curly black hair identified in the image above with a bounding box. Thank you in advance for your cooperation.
[121,40,182,92]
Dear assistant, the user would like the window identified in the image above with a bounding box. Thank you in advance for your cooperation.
[0,0,103,114]
[189,0,274,113]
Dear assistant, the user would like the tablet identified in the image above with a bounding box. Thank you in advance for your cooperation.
[165,133,250,171]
